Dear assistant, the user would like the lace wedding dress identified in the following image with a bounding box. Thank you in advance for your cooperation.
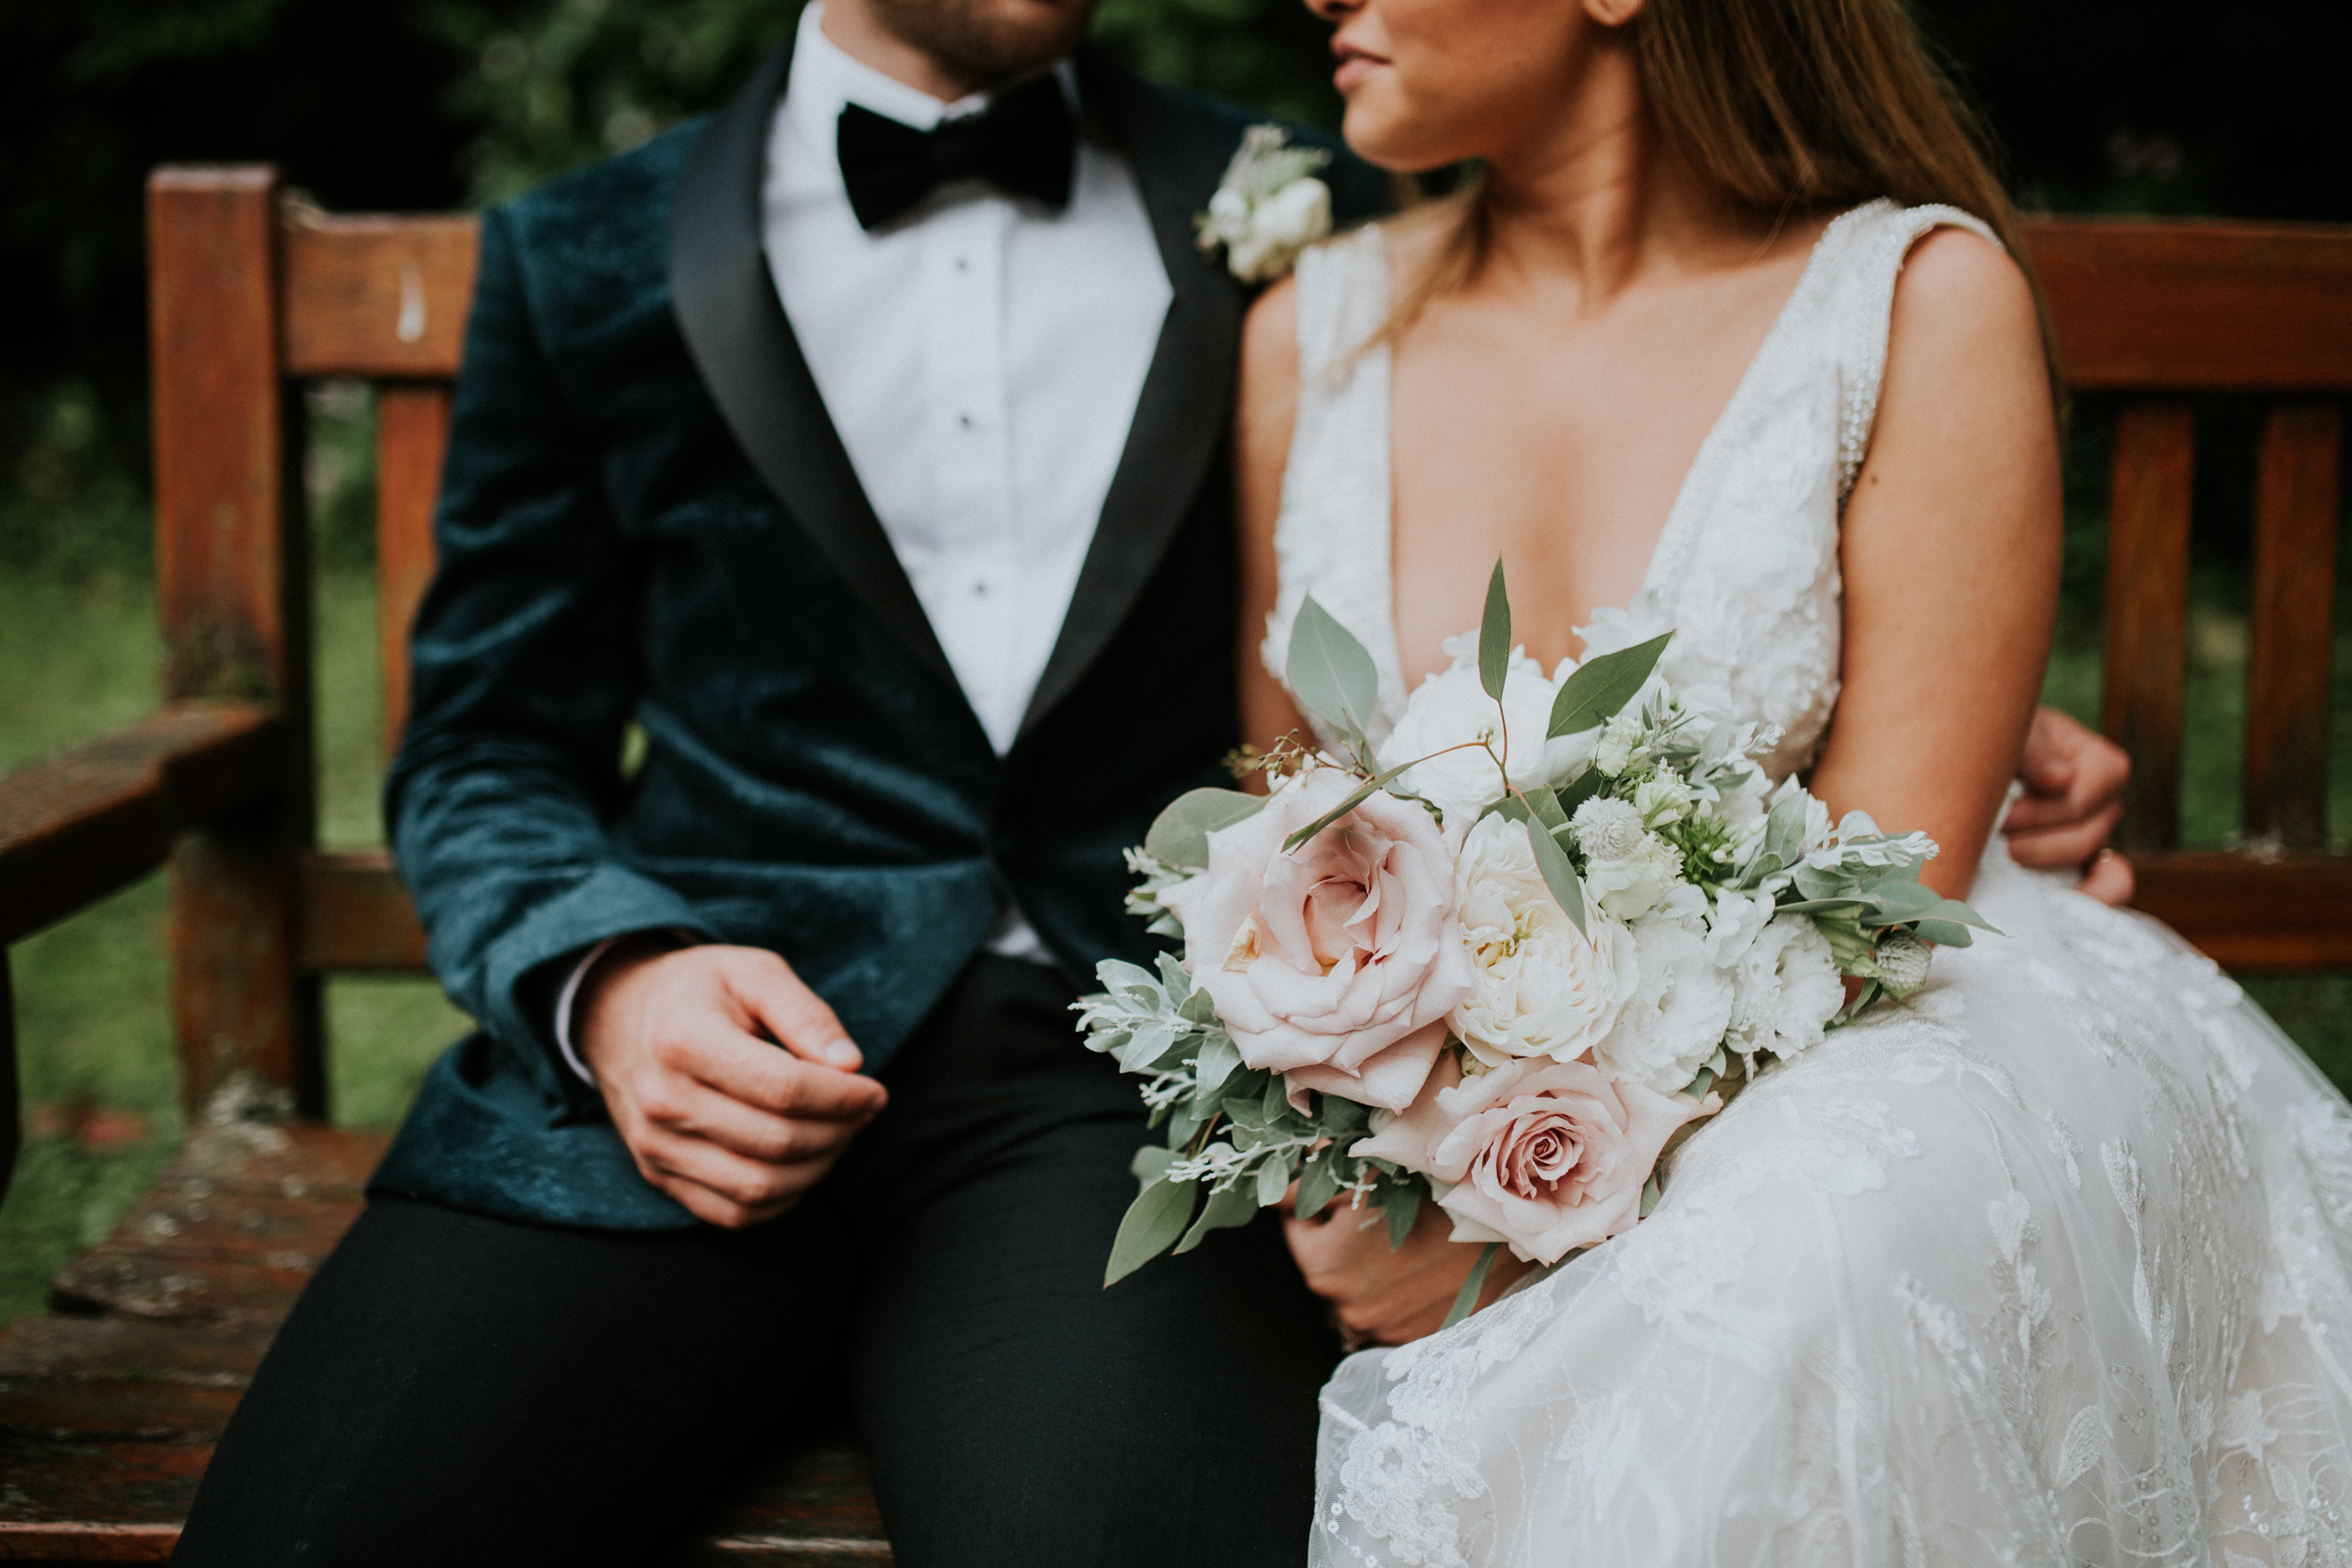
[1268,202,2352,1567]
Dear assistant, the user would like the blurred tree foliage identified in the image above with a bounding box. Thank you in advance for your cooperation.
[3,0,2347,574]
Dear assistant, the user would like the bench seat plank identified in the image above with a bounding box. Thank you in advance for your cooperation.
[0,1128,891,1564]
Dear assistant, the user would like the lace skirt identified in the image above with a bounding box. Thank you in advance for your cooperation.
[1311,849,2352,1567]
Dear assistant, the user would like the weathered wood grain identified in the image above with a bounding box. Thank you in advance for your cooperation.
[2025,219,2352,391]
[2101,401,2197,852]
[280,204,477,379]
[147,165,322,1125]
[2243,402,2342,849]
[0,705,285,949]
[2132,850,2352,970]
[373,384,449,757]
[46,1126,387,1327]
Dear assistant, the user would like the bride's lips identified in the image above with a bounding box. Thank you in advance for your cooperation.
[1332,41,1386,92]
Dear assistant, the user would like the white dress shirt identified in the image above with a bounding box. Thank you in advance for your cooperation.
[555,5,1172,1079]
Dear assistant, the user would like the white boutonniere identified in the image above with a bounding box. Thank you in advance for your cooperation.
[1195,125,1334,284]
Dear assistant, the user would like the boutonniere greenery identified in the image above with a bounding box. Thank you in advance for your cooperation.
[1195,125,1334,284]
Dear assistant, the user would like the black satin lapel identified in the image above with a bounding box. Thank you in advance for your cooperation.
[668,37,955,683]
[1016,51,1245,740]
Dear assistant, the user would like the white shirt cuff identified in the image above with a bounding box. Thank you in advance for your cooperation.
[553,935,627,1086]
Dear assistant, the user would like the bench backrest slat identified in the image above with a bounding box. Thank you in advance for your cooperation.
[2099,401,2199,852]
[281,206,476,380]
[374,386,454,756]
[2245,403,2343,850]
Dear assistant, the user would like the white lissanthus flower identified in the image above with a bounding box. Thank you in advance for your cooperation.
[1593,712,1645,777]
[1722,917,1844,1063]
[1448,814,1640,1067]
[1874,931,1933,993]
[1571,796,1645,863]
[1581,831,1684,922]
[1592,916,1737,1094]
[1378,633,1592,825]
[1633,768,1695,827]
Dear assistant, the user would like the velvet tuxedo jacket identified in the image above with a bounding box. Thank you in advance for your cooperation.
[368,37,1390,1228]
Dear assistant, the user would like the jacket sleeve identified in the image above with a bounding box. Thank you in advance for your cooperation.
[384,204,714,1112]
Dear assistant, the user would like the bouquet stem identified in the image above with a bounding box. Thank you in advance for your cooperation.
[1441,1242,1503,1331]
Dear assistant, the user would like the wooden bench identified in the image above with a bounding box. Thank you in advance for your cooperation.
[0,167,2347,1557]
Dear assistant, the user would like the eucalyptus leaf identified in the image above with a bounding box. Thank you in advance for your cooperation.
[1547,632,1672,738]
[1763,788,1811,869]
[1174,1182,1260,1254]
[1295,1152,1342,1219]
[1145,787,1268,870]
[1554,766,1604,817]
[1288,595,1381,746]
[1383,1181,1422,1249]
[1105,1178,1197,1287]
[1526,815,1589,935]
[1911,917,1978,947]
[1195,1031,1242,1094]
[1131,1145,1175,1185]
[1478,560,1512,702]
[1440,1242,1501,1331]
[1256,1157,1293,1209]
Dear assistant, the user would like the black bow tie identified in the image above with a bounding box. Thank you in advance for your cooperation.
[836,74,1076,233]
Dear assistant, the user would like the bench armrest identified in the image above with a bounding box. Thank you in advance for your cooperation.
[0,703,289,947]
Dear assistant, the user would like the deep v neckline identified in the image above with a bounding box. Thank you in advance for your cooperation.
[1374,202,1872,693]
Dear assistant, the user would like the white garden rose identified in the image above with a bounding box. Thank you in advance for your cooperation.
[1723,916,1844,1062]
[1592,915,1737,1094]
[1377,633,1591,826]
[1448,813,1640,1067]
[1580,830,1684,921]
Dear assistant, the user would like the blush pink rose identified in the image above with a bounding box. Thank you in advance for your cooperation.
[1354,1054,1717,1265]
[1160,769,1472,1112]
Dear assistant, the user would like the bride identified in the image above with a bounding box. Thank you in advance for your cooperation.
[1233,0,2352,1561]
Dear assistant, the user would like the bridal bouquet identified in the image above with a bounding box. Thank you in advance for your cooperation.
[1076,565,1991,1320]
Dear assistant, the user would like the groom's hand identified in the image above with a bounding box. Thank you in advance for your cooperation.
[1285,1192,1530,1347]
[577,941,888,1228]
[2006,707,2135,906]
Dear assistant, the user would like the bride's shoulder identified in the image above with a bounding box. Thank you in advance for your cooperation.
[1885,219,2040,370]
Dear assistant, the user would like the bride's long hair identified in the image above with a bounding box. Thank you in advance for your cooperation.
[1400,0,2059,384]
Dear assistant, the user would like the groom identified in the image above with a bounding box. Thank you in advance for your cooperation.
[174,0,2134,1561]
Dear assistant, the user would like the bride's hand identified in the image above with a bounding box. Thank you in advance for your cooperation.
[2005,708,2135,906]
[1285,1190,1530,1347]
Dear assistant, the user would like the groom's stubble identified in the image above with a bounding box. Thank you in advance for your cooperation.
[858,0,1098,91]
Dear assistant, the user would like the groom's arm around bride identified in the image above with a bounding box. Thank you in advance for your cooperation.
[169,2,1392,1564]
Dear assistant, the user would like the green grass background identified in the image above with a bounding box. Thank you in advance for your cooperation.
[1,388,2347,1322]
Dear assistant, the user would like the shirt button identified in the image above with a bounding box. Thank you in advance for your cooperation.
[958,413,973,429]
[955,256,970,271]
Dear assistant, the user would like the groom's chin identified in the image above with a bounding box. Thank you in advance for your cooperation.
[868,0,1097,85]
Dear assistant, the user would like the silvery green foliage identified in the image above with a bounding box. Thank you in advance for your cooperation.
[1120,848,1193,938]
[1076,951,1427,1285]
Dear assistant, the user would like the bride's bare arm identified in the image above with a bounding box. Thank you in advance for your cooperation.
[1806,228,2062,901]
[1235,275,1317,772]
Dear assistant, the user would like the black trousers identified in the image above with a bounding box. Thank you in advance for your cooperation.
[172,958,1338,1567]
